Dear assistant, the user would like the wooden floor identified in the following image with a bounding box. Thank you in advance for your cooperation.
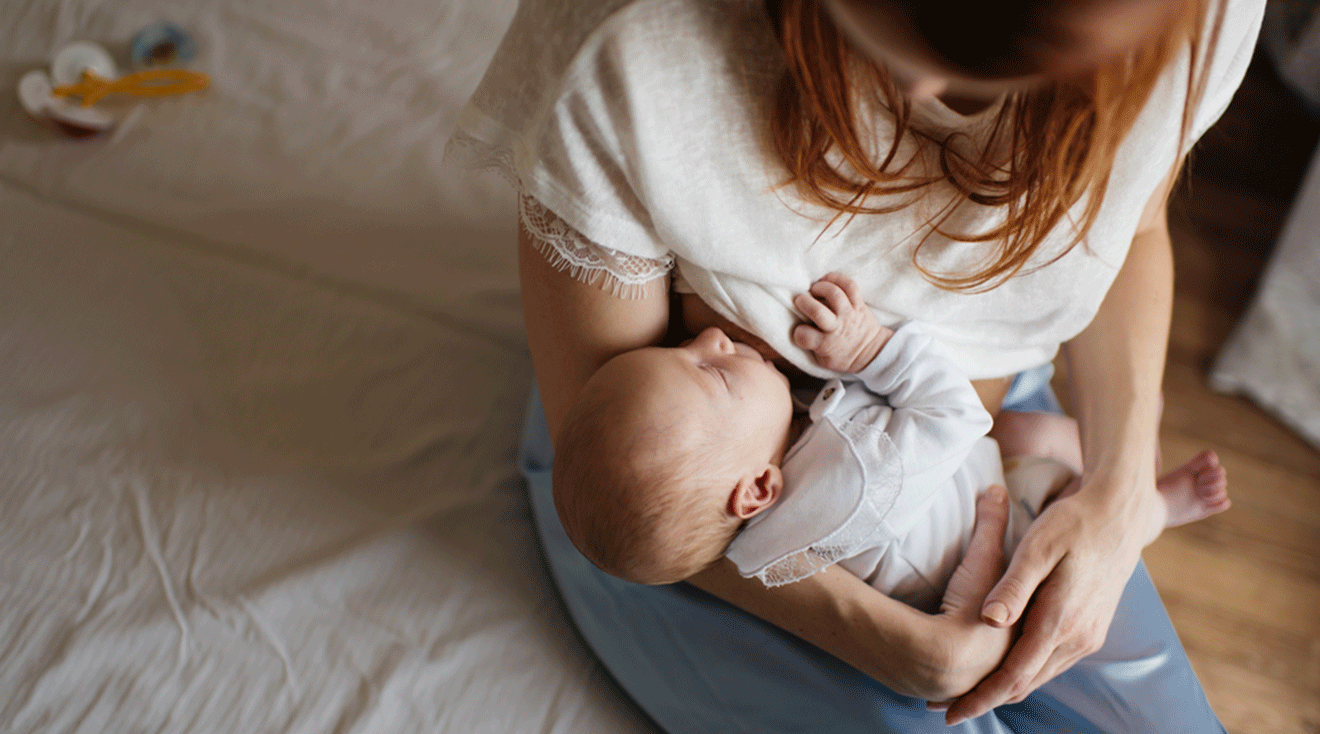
[1051,54,1320,733]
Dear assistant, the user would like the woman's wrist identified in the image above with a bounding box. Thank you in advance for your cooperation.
[806,569,949,696]
[1073,409,1162,516]
[851,601,974,701]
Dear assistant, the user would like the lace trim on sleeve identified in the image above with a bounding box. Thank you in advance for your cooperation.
[519,194,674,300]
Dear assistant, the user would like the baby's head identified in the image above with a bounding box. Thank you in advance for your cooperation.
[553,327,795,584]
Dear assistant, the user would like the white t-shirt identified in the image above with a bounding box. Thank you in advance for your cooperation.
[448,0,1263,379]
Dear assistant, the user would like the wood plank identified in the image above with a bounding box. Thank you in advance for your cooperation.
[1191,657,1320,734]
[1162,361,1320,480]
[1156,585,1320,693]
[1144,522,1320,639]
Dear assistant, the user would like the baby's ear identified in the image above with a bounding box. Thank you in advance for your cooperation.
[729,466,783,520]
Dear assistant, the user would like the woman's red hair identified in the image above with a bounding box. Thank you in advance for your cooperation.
[767,0,1226,291]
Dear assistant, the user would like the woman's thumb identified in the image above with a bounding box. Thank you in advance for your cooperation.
[981,521,1056,628]
[940,485,1010,616]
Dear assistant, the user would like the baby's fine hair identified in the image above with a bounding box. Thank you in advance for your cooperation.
[552,368,742,585]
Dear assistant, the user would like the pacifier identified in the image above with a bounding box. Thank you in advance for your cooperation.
[130,22,198,69]
[19,42,119,137]
[18,30,209,139]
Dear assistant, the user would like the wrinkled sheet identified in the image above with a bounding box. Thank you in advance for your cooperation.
[0,0,653,731]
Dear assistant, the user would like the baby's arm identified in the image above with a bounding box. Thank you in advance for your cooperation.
[793,273,992,485]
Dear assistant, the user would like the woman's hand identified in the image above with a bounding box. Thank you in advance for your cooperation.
[865,485,1008,702]
[942,474,1154,724]
[883,485,1015,703]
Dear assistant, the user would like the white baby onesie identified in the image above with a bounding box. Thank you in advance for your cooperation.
[724,322,1070,611]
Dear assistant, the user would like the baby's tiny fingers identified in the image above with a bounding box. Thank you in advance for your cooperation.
[821,272,865,307]
[810,280,851,316]
[794,292,839,331]
[792,323,824,351]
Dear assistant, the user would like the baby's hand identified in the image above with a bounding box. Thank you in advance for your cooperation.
[792,273,894,373]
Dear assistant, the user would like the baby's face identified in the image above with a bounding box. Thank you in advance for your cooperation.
[619,327,794,473]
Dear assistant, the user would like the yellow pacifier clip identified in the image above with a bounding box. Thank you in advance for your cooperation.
[51,68,209,108]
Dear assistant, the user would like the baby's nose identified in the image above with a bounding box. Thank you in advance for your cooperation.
[698,327,734,353]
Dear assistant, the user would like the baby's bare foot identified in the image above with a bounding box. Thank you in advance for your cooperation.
[1156,450,1230,529]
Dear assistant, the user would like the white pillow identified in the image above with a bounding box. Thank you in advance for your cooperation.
[1211,142,1320,450]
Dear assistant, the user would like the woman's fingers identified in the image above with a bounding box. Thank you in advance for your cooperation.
[927,489,1017,719]
[1001,594,1109,705]
[924,493,1013,712]
[945,633,1045,723]
[942,522,1067,724]
[940,485,1009,617]
[793,292,838,331]
[809,279,851,315]
[980,527,1060,628]
[943,610,1057,725]
[1005,649,1078,705]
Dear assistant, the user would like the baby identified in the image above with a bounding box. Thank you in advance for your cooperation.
[553,273,1230,606]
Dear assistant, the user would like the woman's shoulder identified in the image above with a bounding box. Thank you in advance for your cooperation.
[476,0,769,94]
[451,0,784,264]
[1109,0,1264,205]
[454,0,779,177]
[562,0,781,100]
[1175,0,1267,149]
[579,0,766,51]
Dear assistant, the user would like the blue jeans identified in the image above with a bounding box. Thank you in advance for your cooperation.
[519,367,1224,733]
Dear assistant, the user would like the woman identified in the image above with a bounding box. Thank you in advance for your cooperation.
[451,0,1262,729]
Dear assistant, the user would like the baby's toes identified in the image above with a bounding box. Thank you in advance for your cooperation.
[1188,449,1220,472]
[1195,464,1228,501]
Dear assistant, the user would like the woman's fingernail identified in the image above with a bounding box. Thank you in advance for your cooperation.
[946,715,967,727]
[983,601,1009,625]
[927,703,949,712]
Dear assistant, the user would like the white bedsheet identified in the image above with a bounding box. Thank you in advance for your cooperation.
[0,0,653,731]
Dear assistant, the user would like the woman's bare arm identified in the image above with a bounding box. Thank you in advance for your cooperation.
[522,222,1014,700]
[945,166,1179,724]
[518,223,670,436]
[689,486,1014,702]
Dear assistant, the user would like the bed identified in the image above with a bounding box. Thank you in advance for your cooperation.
[0,0,655,731]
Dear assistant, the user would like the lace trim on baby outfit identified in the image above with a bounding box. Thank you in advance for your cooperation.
[754,410,904,587]
[518,194,674,300]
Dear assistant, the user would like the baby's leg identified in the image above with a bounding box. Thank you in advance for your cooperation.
[990,410,1083,473]
[994,411,1230,545]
